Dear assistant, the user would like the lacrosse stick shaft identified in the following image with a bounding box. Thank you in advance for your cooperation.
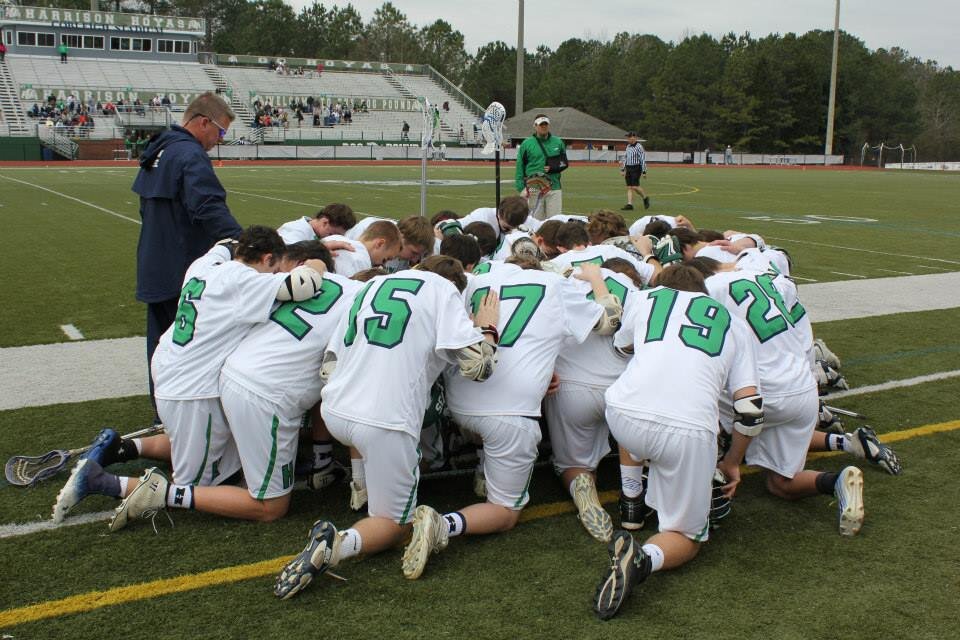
[495,149,501,207]
[822,405,867,420]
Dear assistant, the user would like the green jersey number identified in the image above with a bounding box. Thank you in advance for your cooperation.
[643,288,730,357]
[571,256,603,267]
[172,278,206,346]
[587,277,629,307]
[270,278,344,340]
[345,278,424,349]
[728,274,804,342]
[471,283,547,347]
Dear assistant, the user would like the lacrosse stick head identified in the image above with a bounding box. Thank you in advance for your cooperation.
[5,449,71,487]
[420,97,434,149]
[480,102,506,155]
[525,173,551,195]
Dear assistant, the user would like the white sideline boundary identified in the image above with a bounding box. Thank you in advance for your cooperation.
[824,370,960,400]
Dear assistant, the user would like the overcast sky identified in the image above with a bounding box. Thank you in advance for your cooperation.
[287,0,959,69]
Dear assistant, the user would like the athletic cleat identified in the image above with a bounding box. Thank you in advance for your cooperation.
[620,203,634,211]
[84,428,121,467]
[473,465,487,499]
[572,473,613,542]
[274,520,342,599]
[349,481,368,512]
[52,458,99,523]
[618,492,649,531]
[847,427,902,476]
[814,338,842,370]
[709,469,732,529]
[594,530,651,620]
[817,401,845,434]
[642,197,651,210]
[307,461,346,491]
[834,466,864,537]
[108,467,170,533]
[401,505,449,580]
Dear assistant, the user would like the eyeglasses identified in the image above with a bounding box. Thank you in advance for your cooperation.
[189,113,227,139]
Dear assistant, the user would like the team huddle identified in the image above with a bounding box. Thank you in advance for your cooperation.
[50,197,902,620]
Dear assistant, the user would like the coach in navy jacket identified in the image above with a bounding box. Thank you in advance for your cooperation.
[132,92,242,408]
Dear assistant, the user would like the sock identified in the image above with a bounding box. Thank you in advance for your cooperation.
[815,471,840,495]
[620,465,645,498]
[641,543,665,573]
[116,439,141,463]
[85,461,122,498]
[351,458,365,487]
[826,434,846,451]
[444,511,467,537]
[312,440,333,469]
[339,528,362,560]
[166,484,194,509]
[119,476,130,496]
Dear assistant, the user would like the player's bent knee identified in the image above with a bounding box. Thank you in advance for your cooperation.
[764,472,798,500]
[257,495,291,522]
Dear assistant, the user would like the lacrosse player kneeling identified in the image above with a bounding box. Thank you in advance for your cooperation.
[52,229,328,528]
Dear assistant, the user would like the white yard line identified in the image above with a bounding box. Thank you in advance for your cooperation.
[824,370,960,400]
[766,236,960,266]
[59,324,84,341]
[789,275,818,282]
[0,175,141,225]
[830,271,867,279]
[0,510,115,539]
[227,189,324,208]
[876,268,915,276]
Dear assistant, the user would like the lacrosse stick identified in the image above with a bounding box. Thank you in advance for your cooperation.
[418,97,434,217]
[4,424,164,487]
[525,174,552,218]
[480,102,506,207]
[822,405,867,420]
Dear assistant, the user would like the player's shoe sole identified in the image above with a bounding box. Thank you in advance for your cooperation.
[401,505,449,580]
[52,458,95,523]
[275,520,341,600]
[572,474,613,543]
[835,466,864,537]
[349,481,368,512]
[594,530,651,620]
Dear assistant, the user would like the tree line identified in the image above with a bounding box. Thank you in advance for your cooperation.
[34,0,960,160]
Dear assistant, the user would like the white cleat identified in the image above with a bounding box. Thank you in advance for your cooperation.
[572,473,613,543]
[401,505,449,580]
[835,466,864,537]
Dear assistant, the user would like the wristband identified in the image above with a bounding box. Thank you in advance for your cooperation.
[480,324,499,343]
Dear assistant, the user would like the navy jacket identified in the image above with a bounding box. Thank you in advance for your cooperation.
[133,125,242,303]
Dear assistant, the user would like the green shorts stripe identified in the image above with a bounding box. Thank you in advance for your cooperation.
[398,445,422,525]
[513,465,535,509]
[255,415,280,500]
[190,413,213,486]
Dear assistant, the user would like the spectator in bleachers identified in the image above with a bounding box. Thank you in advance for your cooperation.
[58,41,68,63]
[402,120,410,141]
[313,111,321,127]
[0,41,6,62]
[295,108,304,127]
[343,106,352,124]
[161,95,171,108]
[458,124,465,144]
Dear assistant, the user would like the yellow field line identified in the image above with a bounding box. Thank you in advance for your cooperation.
[2,418,958,629]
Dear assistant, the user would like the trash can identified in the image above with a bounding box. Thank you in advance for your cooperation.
[41,148,54,161]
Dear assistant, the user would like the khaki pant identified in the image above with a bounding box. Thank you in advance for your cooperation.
[526,188,562,220]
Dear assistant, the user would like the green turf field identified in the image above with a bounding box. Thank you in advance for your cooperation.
[0,163,959,637]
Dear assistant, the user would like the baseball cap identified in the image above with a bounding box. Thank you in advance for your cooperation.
[626,131,638,137]
[534,115,550,125]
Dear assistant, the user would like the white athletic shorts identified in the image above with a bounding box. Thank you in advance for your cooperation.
[156,397,240,486]
[453,413,541,510]
[219,376,300,500]
[606,407,714,542]
[543,382,611,473]
[526,188,562,220]
[322,408,421,525]
[719,387,818,478]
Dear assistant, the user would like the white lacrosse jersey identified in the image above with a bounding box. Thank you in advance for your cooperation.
[736,247,791,276]
[277,217,317,244]
[322,270,484,438]
[324,234,372,277]
[606,287,758,434]
[345,216,392,241]
[552,244,655,284]
[445,262,603,417]
[695,244,738,263]
[220,273,362,416]
[628,215,677,237]
[490,229,534,261]
[458,207,542,235]
[554,268,639,388]
[706,270,814,398]
[547,214,589,224]
[152,245,287,401]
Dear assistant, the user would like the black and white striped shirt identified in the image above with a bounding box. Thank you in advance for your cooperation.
[621,143,646,170]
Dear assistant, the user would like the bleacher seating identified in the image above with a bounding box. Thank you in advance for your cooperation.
[10,55,213,95]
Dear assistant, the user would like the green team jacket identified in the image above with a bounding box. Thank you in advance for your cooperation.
[515,133,566,192]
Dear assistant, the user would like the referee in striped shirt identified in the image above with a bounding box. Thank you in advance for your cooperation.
[620,131,650,210]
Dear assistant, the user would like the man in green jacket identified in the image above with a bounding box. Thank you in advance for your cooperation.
[58,42,68,64]
[515,114,567,220]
